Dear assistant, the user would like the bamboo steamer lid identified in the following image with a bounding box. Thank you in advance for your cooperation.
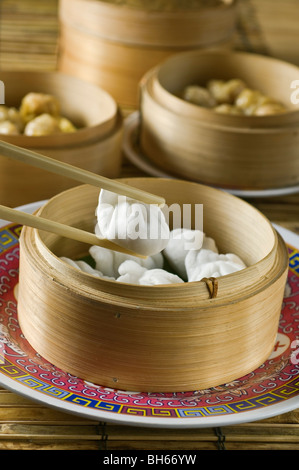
[17,179,288,392]
[139,64,299,190]
[152,50,299,128]
[58,0,237,108]
[0,71,123,207]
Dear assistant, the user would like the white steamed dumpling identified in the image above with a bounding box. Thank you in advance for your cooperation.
[116,260,184,286]
[163,228,218,280]
[60,257,114,280]
[185,249,246,282]
[95,189,170,256]
[89,245,164,279]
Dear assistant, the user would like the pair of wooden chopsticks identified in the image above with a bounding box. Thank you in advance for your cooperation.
[0,141,165,257]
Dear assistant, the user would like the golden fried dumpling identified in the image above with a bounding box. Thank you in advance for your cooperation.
[7,107,25,132]
[57,116,77,133]
[0,120,20,135]
[0,105,25,132]
[234,89,279,115]
[20,92,60,123]
[0,105,9,121]
[24,113,62,136]
[207,79,246,105]
[213,104,243,115]
[253,102,287,116]
[182,85,216,108]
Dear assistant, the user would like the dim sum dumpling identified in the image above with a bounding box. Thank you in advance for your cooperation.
[163,228,218,280]
[57,116,77,133]
[95,189,170,256]
[60,257,115,280]
[207,79,246,104]
[182,85,216,108]
[89,245,163,279]
[117,260,184,286]
[24,113,61,136]
[185,249,246,282]
[20,92,60,122]
[0,120,19,135]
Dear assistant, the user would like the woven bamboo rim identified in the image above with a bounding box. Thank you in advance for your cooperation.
[152,50,299,128]
[139,70,299,189]
[17,180,288,391]
[0,71,118,146]
[59,0,237,48]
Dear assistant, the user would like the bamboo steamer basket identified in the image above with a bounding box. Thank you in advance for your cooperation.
[139,61,299,190]
[152,50,299,128]
[0,71,123,207]
[17,178,288,392]
[58,0,237,109]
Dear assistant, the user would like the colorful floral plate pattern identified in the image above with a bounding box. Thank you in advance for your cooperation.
[0,204,299,428]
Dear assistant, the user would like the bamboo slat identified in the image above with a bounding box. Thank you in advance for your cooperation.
[1,387,299,450]
[0,0,59,71]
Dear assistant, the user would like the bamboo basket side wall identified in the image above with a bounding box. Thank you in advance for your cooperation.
[58,0,237,107]
[32,181,278,303]
[59,0,238,47]
[139,75,299,189]
[17,179,288,392]
[17,217,288,392]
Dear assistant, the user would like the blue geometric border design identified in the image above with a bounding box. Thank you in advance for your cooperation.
[0,352,298,418]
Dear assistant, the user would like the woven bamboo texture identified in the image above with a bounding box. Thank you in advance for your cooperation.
[1,386,299,450]
[0,0,299,450]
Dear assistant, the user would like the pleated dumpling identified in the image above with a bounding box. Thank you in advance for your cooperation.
[89,245,164,279]
[163,228,218,280]
[117,260,184,286]
[185,249,246,282]
[60,257,114,280]
[95,189,170,256]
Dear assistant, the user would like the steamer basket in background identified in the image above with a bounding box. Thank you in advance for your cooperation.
[138,50,299,190]
[153,50,299,128]
[58,0,238,109]
[18,178,288,392]
[0,71,123,207]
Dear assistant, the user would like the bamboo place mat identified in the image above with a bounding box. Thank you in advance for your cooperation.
[0,385,299,450]
[0,0,299,452]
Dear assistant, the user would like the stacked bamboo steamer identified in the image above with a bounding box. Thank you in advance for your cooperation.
[18,178,288,392]
[57,0,238,109]
[138,50,299,190]
[0,71,123,207]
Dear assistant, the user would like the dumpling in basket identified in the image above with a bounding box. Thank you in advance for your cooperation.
[60,257,114,280]
[20,92,60,123]
[24,113,61,136]
[89,245,163,279]
[95,189,170,256]
[185,249,246,282]
[116,260,184,286]
[163,228,218,280]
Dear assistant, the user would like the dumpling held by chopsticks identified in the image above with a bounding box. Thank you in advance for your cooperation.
[95,189,170,256]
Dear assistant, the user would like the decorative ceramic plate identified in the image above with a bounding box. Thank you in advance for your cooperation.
[123,112,299,199]
[0,203,299,429]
